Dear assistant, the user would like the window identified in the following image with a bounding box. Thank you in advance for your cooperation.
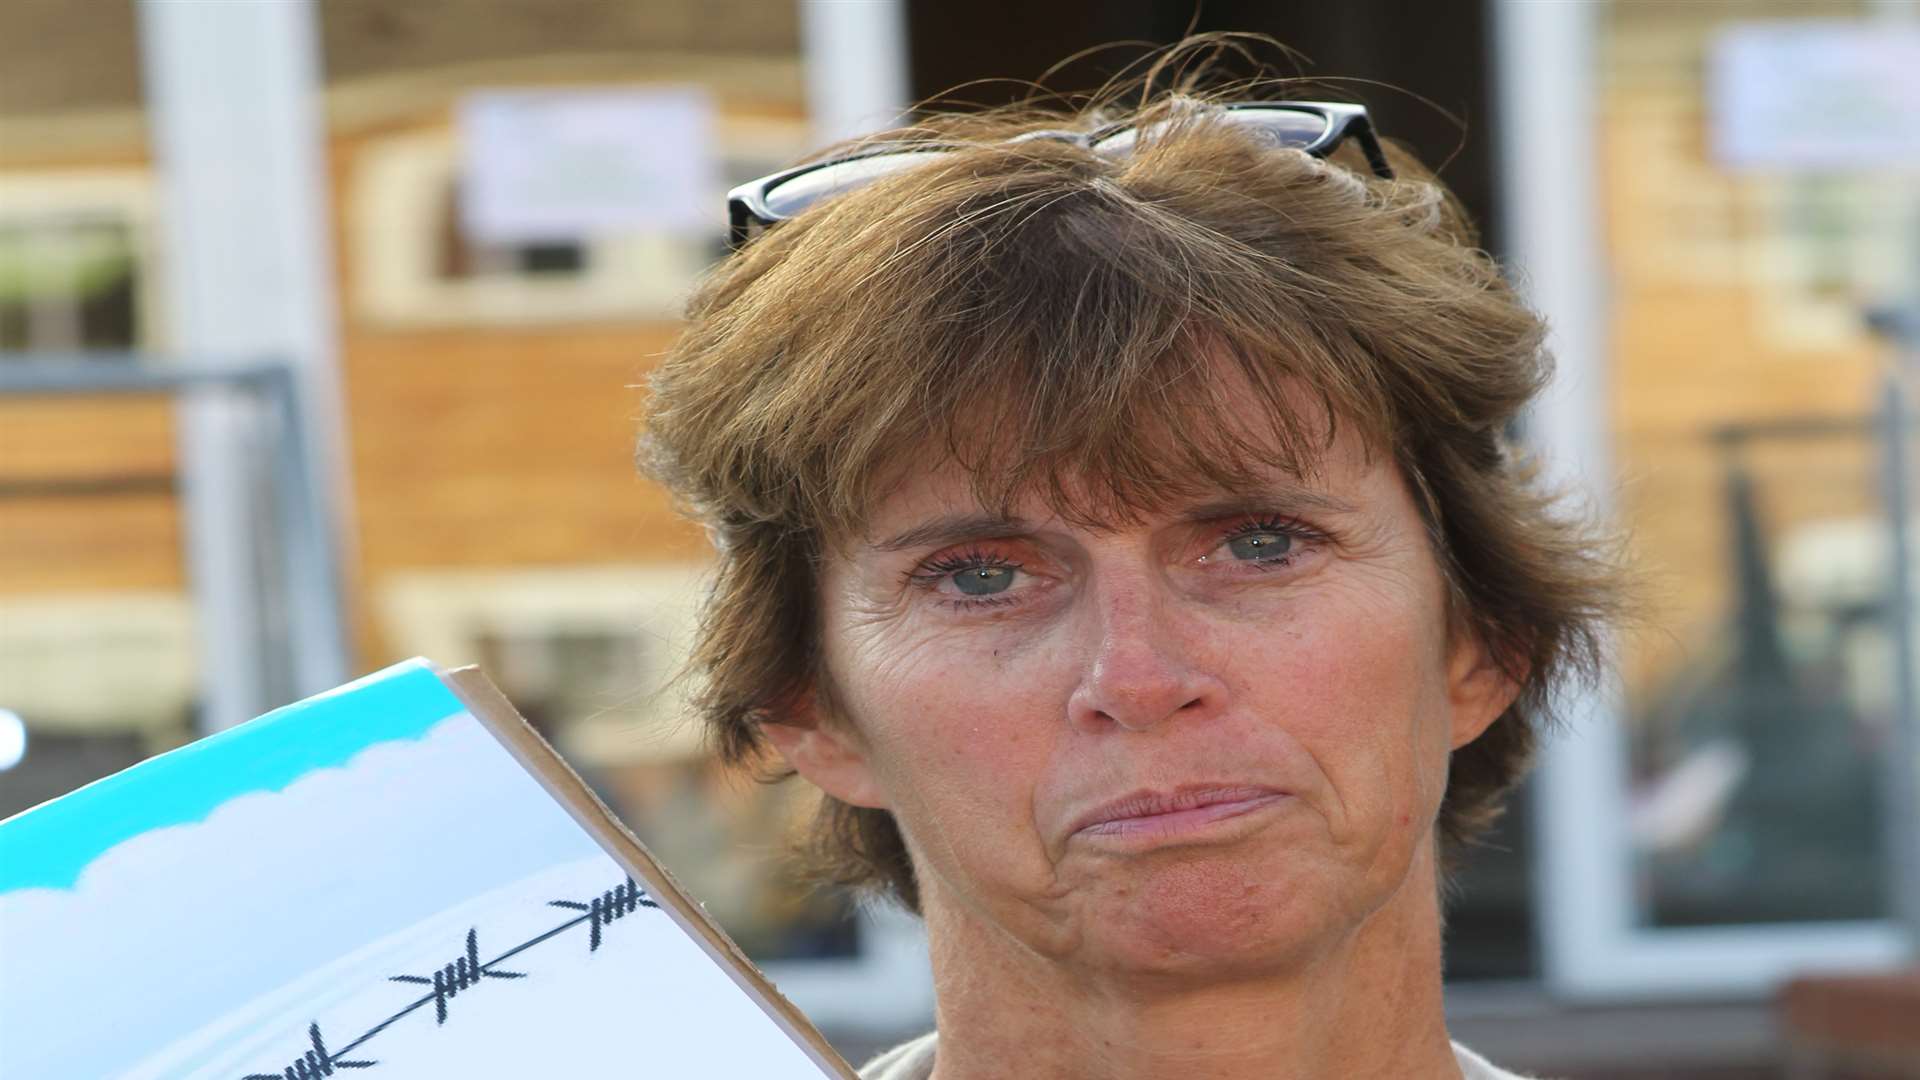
[0,171,159,355]
[1521,1,1912,998]
[348,116,808,328]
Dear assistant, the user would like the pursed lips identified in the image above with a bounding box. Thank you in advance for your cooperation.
[1067,784,1291,841]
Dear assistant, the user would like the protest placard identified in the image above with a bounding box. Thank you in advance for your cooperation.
[0,659,855,1079]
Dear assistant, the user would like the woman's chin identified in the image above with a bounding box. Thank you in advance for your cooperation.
[1064,854,1347,980]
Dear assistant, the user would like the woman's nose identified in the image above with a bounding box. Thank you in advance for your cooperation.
[1065,586,1225,734]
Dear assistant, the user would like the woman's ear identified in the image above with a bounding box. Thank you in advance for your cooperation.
[758,693,891,810]
[1446,633,1525,751]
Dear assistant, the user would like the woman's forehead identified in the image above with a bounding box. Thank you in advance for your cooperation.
[804,338,1397,549]
[854,410,1383,546]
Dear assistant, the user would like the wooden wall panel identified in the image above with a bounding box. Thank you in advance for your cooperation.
[0,396,184,593]
[343,323,707,579]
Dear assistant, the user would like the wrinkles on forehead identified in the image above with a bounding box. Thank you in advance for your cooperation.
[832,346,1382,551]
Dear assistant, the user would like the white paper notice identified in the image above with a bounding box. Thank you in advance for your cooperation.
[460,87,718,242]
[1710,22,1920,173]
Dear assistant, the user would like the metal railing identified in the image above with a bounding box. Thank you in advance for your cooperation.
[0,353,349,724]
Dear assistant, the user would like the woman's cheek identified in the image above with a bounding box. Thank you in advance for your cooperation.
[874,643,1063,835]
[1253,594,1434,839]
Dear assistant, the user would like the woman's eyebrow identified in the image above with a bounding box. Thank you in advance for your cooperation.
[1177,489,1361,522]
[870,514,1030,553]
[868,488,1359,553]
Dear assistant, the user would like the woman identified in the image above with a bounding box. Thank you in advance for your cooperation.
[643,42,1618,1080]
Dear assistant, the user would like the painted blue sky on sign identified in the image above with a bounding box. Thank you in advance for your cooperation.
[0,658,469,893]
[0,661,622,1078]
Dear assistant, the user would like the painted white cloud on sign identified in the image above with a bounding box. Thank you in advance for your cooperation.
[0,714,605,1079]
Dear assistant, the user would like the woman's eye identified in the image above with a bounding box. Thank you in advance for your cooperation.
[952,564,1016,596]
[909,549,1028,604]
[1225,529,1293,562]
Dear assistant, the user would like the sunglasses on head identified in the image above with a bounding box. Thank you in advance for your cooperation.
[726,101,1394,252]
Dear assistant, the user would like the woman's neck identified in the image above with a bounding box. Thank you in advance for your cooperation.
[915,848,1461,1080]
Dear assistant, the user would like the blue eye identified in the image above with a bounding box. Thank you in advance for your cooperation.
[1225,530,1293,562]
[909,548,1025,604]
[953,564,1016,596]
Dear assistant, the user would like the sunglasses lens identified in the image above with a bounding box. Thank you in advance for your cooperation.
[1222,108,1334,148]
[761,150,950,219]
[1092,108,1331,156]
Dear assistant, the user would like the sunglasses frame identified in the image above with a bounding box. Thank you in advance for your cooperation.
[726,101,1394,252]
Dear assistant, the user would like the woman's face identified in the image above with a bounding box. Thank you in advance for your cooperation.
[774,389,1517,981]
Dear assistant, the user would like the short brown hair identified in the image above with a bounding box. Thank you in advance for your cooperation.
[641,44,1620,912]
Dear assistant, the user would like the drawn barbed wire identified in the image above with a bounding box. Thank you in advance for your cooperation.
[389,928,526,1024]
[241,875,659,1080]
[548,875,659,951]
[239,1023,375,1079]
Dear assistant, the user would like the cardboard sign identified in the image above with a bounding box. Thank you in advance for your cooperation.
[0,660,855,1079]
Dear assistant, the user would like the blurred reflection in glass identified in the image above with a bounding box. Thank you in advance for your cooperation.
[1627,426,1890,926]
[1602,0,1907,932]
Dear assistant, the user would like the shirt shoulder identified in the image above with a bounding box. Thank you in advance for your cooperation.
[1453,1040,1542,1080]
[858,1031,938,1080]
[858,1032,1535,1079]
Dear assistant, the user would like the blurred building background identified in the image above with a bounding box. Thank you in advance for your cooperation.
[1,0,1917,1075]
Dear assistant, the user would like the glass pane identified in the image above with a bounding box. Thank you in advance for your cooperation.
[67,219,138,350]
[1626,430,1892,926]
[1601,0,1901,929]
[1444,783,1539,980]
[0,218,140,353]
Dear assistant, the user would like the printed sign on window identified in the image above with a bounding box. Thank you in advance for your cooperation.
[460,87,718,242]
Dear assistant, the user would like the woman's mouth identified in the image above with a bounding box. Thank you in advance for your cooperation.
[1068,785,1291,844]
